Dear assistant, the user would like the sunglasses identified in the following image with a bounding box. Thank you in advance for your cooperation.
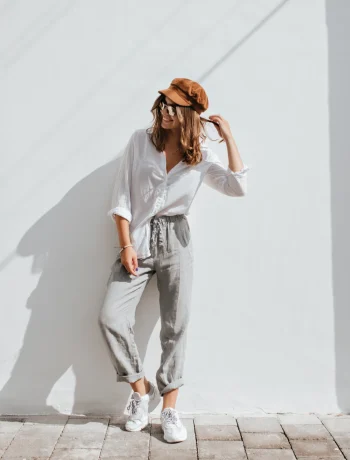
[158,98,220,126]
[159,100,178,117]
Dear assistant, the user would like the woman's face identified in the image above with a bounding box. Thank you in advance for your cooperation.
[160,96,181,130]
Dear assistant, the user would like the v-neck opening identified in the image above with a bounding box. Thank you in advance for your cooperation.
[162,151,183,176]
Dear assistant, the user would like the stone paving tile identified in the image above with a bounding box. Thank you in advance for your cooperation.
[150,419,196,451]
[289,439,343,458]
[2,422,64,458]
[55,417,108,449]
[198,440,247,459]
[68,415,110,425]
[194,414,237,425]
[195,424,241,441]
[0,419,25,434]
[278,414,323,425]
[0,432,17,457]
[242,432,290,449]
[246,448,296,459]
[55,430,106,450]
[101,457,149,460]
[150,449,198,459]
[283,424,333,440]
[0,417,26,456]
[100,424,150,458]
[317,414,350,421]
[321,417,350,435]
[333,433,350,448]
[151,418,195,435]
[342,449,350,460]
[1,457,49,460]
[51,448,101,459]
[237,417,283,433]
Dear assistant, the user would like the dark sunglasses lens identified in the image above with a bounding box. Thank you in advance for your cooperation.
[158,100,177,117]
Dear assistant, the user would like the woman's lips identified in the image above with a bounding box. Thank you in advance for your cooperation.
[163,117,172,122]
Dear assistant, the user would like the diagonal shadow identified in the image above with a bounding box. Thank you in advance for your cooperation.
[0,0,67,55]
[159,0,242,75]
[198,0,291,82]
[0,0,78,72]
[2,0,188,183]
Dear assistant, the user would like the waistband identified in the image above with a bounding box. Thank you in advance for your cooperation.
[150,214,186,224]
[149,214,187,254]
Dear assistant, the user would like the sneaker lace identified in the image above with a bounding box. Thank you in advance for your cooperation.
[162,410,181,427]
[127,398,142,416]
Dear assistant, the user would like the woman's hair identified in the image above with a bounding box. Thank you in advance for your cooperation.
[146,94,216,166]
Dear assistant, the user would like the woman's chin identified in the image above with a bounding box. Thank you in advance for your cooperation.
[161,122,173,129]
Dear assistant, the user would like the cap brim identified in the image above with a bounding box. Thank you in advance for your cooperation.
[158,88,192,107]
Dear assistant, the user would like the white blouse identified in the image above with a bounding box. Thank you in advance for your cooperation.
[108,128,250,260]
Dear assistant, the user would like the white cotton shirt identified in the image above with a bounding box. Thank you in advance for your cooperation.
[108,128,250,260]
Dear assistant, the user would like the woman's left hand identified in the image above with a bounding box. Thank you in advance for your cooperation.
[208,114,233,142]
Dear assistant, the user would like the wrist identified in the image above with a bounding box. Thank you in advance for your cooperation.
[119,244,134,254]
[225,134,235,143]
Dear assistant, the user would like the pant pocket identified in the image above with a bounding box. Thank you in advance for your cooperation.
[171,217,193,257]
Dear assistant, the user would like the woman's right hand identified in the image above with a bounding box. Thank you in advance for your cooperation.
[121,247,139,276]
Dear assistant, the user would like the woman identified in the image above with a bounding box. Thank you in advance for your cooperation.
[98,78,250,443]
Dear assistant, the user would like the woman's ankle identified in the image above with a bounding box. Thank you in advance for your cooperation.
[144,377,151,394]
[130,376,150,396]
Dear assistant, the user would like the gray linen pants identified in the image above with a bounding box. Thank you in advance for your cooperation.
[98,214,194,396]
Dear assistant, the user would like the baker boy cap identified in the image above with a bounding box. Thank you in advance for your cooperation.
[158,78,209,114]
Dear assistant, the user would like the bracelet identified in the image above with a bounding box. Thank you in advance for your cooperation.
[119,244,133,254]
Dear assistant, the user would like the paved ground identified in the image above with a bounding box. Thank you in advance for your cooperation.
[1,413,350,459]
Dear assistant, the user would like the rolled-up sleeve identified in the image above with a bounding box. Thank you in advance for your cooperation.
[107,131,136,223]
[203,148,250,197]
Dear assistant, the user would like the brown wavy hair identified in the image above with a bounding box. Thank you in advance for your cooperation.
[146,94,222,167]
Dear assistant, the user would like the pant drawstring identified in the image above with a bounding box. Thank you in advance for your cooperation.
[166,220,170,253]
[150,218,166,255]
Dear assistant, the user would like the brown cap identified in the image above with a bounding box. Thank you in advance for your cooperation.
[158,78,209,114]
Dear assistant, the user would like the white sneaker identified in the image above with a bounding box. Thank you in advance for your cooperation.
[160,407,187,443]
[125,381,158,432]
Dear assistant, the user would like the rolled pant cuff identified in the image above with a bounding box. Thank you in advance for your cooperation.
[116,370,145,383]
[159,378,184,396]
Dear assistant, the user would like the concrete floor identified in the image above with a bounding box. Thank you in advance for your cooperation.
[1,412,350,459]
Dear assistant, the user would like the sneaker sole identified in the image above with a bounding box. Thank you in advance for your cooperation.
[125,419,149,432]
[163,433,187,443]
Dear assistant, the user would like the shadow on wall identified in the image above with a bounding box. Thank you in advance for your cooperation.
[0,155,160,416]
[326,1,350,412]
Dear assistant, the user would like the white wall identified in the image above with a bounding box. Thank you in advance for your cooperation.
[1,0,347,415]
